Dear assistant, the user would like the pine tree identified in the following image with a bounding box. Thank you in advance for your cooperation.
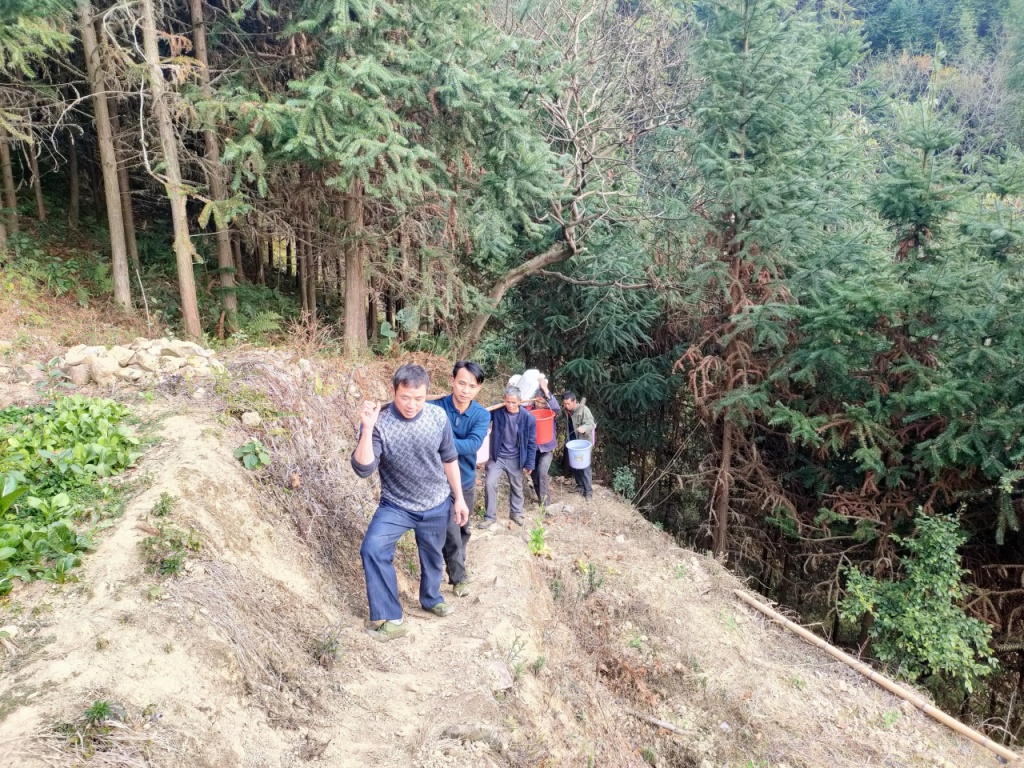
[678,0,868,556]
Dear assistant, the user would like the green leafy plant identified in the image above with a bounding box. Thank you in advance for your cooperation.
[840,515,997,693]
[530,656,547,676]
[234,440,270,470]
[313,627,343,670]
[612,466,636,499]
[0,397,138,594]
[528,522,551,558]
[83,700,112,726]
[151,492,177,518]
[880,709,902,730]
[140,523,201,577]
[577,560,604,598]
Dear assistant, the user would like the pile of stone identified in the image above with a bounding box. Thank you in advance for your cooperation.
[61,338,225,386]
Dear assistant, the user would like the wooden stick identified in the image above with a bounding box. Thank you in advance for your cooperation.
[733,589,1022,764]
[626,708,695,738]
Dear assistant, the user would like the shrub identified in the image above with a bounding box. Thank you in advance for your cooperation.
[840,515,997,693]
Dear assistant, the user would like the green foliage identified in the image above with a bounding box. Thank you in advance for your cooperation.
[312,627,343,670]
[528,522,551,558]
[611,466,636,500]
[4,234,107,307]
[576,560,604,599]
[140,522,202,576]
[234,440,271,470]
[0,397,138,594]
[840,515,997,692]
[82,700,112,727]
[151,492,177,518]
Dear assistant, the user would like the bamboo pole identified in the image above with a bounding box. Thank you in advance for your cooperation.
[733,589,1022,765]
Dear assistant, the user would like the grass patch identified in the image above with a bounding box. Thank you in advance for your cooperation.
[140,523,202,576]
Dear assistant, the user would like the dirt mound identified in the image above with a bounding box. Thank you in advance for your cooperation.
[0,354,1007,767]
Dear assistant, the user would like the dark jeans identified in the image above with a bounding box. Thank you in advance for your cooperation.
[443,484,474,584]
[574,465,593,499]
[359,497,449,621]
[532,451,553,505]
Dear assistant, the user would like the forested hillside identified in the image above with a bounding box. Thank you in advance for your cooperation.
[3,0,1024,748]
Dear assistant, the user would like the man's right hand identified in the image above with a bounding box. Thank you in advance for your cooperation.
[359,401,381,431]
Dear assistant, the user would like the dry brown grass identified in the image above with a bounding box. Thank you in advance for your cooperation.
[533,490,1001,768]
[222,352,378,608]
[172,561,328,720]
[0,270,164,361]
[19,694,185,768]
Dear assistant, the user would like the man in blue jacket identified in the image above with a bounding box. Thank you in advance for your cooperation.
[480,386,537,529]
[433,361,489,597]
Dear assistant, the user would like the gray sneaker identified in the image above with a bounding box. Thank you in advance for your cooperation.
[476,519,495,530]
[511,516,525,526]
[453,581,470,597]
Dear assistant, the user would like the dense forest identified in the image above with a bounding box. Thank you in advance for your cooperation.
[3,0,1024,742]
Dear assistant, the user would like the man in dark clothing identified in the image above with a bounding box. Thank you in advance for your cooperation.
[433,361,489,597]
[351,364,469,642]
[480,386,537,529]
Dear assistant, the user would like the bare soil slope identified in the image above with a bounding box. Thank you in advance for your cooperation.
[0,355,1008,768]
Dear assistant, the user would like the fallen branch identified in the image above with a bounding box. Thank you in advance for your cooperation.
[733,589,1022,765]
[625,708,696,738]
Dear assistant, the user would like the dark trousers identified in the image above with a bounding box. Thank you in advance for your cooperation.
[443,484,474,584]
[574,465,593,498]
[532,451,553,505]
[359,497,449,621]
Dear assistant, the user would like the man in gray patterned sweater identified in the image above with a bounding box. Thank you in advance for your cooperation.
[352,364,470,642]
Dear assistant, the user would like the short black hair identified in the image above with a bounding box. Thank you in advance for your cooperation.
[452,360,485,384]
[393,364,431,391]
[563,390,577,401]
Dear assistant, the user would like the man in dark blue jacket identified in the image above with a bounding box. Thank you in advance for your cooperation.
[433,361,489,597]
[480,386,537,529]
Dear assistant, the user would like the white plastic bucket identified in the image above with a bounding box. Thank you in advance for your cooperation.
[566,439,592,469]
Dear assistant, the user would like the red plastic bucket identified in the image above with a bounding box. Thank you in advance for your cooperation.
[532,409,555,444]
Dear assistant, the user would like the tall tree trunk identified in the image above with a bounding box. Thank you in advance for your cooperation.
[232,230,246,284]
[0,127,18,234]
[298,231,309,314]
[343,178,366,355]
[78,0,131,309]
[67,131,80,230]
[305,228,317,320]
[190,0,238,328]
[28,144,45,221]
[712,416,732,558]
[108,109,140,271]
[0,218,7,254]
[257,233,267,285]
[140,0,201,337]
